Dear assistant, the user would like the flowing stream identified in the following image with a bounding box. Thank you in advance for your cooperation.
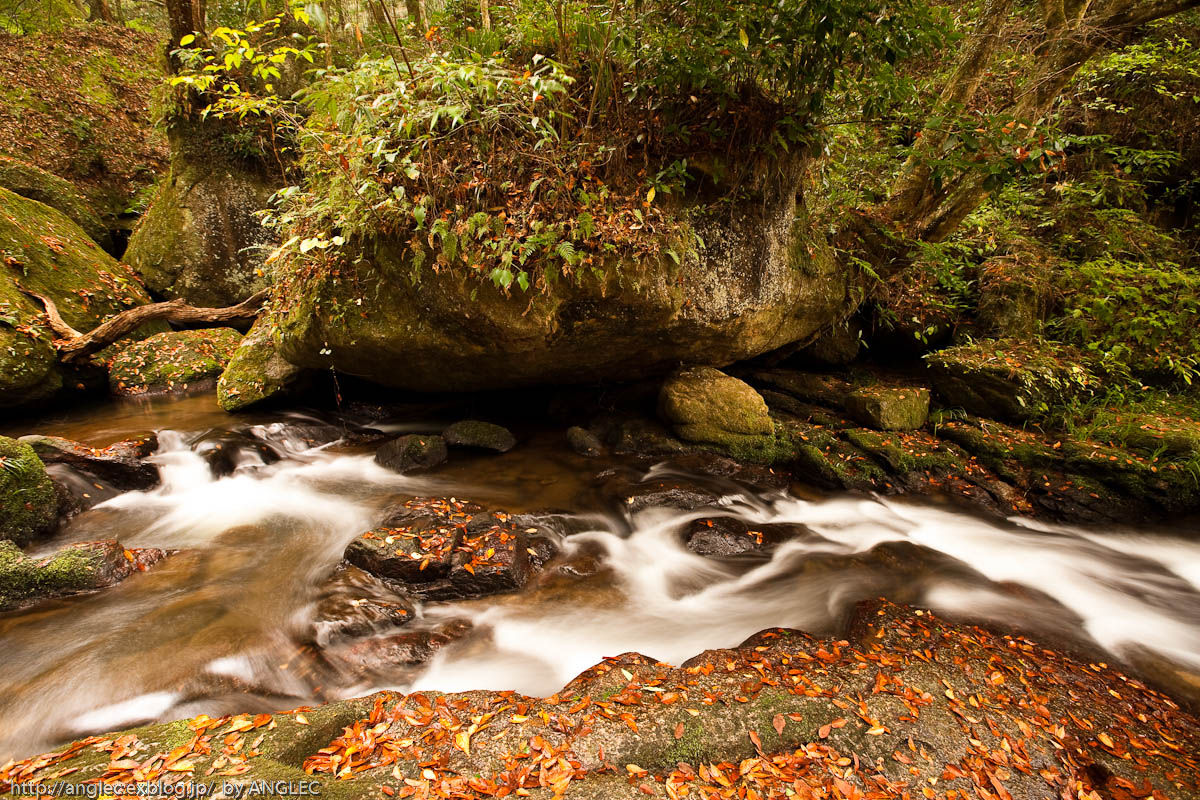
[2,393,1200,763]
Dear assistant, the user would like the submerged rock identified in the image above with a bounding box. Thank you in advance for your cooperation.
[310,564,416,647]
[442,420,517,453]
[324,619,473,676]
[844,386,930,430]
[373,434,448,473]
[107,328,243,395]
[0,539,167,611]
[217,318,308,411]
[11,602,1197,798]
[0,436,58,546]
[0,186,162,409]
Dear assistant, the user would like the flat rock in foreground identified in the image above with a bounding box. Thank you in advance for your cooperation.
[3,601,1196,799]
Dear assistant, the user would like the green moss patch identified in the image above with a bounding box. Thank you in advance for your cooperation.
[109,327,243,395]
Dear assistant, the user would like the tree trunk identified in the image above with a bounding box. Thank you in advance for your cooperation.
[480,0,490,29]
[87,0,115,22]
[165,0,206,69]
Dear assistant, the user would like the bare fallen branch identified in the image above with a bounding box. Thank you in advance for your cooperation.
[17,286,269,363]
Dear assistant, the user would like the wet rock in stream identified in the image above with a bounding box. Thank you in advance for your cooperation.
[442,420,517,453]
[309,564,416,647]
[343,497,560,602]
[191,430,282,477]
[0,539,169,612]
[19,433,159,491]
[683,516,812,557]
[374,434,449,473]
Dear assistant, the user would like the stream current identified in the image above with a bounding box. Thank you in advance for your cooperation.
[2,393,1199,762]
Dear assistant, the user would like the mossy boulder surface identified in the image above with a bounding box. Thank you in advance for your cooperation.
[926,338,1095,421]
[0,436,57,546]
[0,539,167,611]
[0,156,109,248]
[442,420,517,453]
[217,317,307,411]
[0,187,159,409]
[108,328,243,395]
[125,140,275,308]
[659,366,774,438]
[845,386,930,430]
[270,171,850,391]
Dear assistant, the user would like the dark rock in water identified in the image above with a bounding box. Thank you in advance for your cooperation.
[657,452,791,492]
[442,420,517,453]
[593,467,722,514]
[684,516,810,557]
[344,498,474,584]
[0,539,168,611]
[262,421,345,450]
[191,430,281,477]
[310,564,415,647]
[0,435,58,546]
[511,512,567,569]
[445,512,532,597]
[328,619,473,675]
[344,498,551,601]
[19,434,159,491]
[609,417,693,456]
[374,434,448,473]
[566,426,605,457]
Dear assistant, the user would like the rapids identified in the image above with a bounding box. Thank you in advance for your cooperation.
[2,394,1199,762]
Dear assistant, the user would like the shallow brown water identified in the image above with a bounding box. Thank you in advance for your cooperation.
[2,391,1200,762]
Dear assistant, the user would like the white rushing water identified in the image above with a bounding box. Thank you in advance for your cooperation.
[2,422,1199,762]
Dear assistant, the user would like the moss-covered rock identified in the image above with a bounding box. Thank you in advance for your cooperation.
[217,318,307,411]
[269,167,850,391]
[374,434,448,473]
[0,156,109,248]
[126,131,275,307]
[659,366,774,441]
[0,436,57,546]
[0,187,160,409]
[926,338,1095,421]
[442,420,517,452]
[107,327,243,395]
[0,539,167,611]
[844,386,930,430]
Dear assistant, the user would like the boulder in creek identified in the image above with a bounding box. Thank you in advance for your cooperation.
[658,366,774,439]
[373,434,449,473]
[107,327,243,396]
[844,386,930,430]
[442,420,517,453]
[0,436,58,546]
[217,318,308,411]
[322,619,473,677]
[0,539,168,611]
[267,162,849,392]
[566,425,605,457]
[18,433,159,491]
[927,338,1095,421]
[343,497,543,601]
[10,601,1197,798]
[0,186,164,410]
[124,133,275,308]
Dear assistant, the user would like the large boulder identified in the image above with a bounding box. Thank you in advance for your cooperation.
[0,156,110,250]
[659,366,774,440]
[217,317,307,411]
[0,187,162,409]
[107,327,243,395]
[844,386,930,430]
[125,133,275,308]
[267,167,849,391]
[0,436,58,546]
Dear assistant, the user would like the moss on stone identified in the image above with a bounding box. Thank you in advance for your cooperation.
[0,540,125,610]
[217,317,306,411]
[0,156,108,246]
[108,328,243,395]
[660,366,775,442]
[844,386,930,430]
[0,436,57,546]
[0,186,159,409]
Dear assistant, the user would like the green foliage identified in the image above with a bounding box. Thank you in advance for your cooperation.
[1053,257,1200,387]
